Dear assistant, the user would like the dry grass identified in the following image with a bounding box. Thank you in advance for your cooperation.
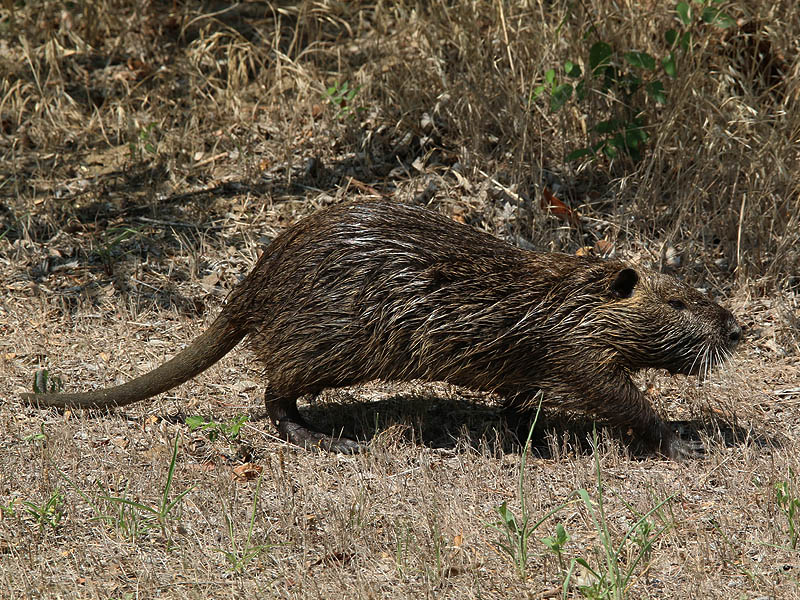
[1,1,799,598]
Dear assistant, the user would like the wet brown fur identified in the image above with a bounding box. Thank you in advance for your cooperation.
[21,198,741,459]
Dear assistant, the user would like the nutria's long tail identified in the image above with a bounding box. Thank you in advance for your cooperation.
[20,313,247,409]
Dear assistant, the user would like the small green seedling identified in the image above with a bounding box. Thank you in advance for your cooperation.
[775,470,800,550]
[23,423,48,444]
[217,475,275,573]
[324,81,364,119]
[129,121,159,161]
[541,522,571,573]
[186,414,249,442]
[96,226,141,275]
[23,490,65,532]
[99,435,193,543]
[0,499,18,517]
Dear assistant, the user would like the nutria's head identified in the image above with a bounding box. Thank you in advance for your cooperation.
[593,266,741,376]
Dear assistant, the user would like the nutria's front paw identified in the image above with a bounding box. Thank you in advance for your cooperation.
[665,436,704,461]
[662,425,705,461]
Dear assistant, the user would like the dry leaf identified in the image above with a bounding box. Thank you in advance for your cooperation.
[187,461,216,472]
[541,187,580,227]
[232,462,262,481]
[594,239,615,257]
[200,272,220,291]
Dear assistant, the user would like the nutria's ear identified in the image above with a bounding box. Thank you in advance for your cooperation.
[610,268,639,298]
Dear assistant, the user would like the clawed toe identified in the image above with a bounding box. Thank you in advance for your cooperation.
[324,436,365,454]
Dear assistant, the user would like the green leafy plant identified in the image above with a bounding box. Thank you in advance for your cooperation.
[533,0,736,162]
[560,433,675,599]
[324,81,364,119]
[23,490,65,532]
[217,474,274,573]
[775,469,800,550]
[489,397,575,579]
[186,414,249,442]
[629,516,658,561]
[98,480,156,541]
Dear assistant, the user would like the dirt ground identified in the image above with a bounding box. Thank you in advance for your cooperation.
[1,1,799,598]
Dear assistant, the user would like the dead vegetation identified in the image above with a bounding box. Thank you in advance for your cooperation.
[1,1,799,598]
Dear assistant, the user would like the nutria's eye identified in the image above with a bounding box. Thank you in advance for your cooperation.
[668,299,687,311]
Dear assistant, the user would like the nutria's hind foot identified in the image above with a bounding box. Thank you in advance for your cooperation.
[265,392,364,453]
[276,417,364,453]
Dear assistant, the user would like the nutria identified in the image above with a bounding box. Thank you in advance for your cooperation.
[21,198,741,459]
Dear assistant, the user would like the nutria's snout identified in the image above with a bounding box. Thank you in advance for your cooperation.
[721,308,742,352]
[725,316,742,348]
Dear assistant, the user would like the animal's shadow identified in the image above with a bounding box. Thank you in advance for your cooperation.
[293,389,779,459]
